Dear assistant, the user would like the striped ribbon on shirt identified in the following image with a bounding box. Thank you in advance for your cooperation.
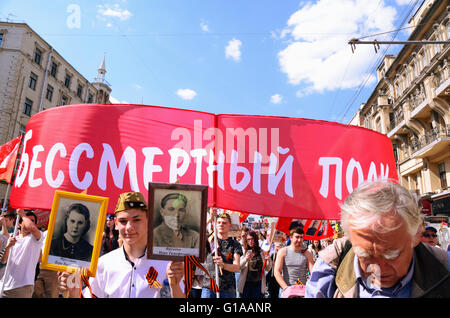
[79,268,97,298]
[184,255,219,298]
[146,266,163,289]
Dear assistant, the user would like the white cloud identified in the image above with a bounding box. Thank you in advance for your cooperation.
[110,96,129,104]
[176,88,197,100]
[395,0,411,5]
[97,4,132,21]
[225,38,242,62]
[270,94,283,104]
[200,21,210,32]
[131,83,143,90]
[278,0,396,96]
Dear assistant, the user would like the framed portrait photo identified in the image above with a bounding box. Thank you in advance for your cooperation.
[41,190,109,277]
[147,183,208,262]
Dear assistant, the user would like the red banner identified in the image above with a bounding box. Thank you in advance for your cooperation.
[10,104,397,219]
[0,136,22,184]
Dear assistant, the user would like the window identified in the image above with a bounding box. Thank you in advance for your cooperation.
[447,21,450,40]
[28,72,38,90]
[34,48,42,65]
[24,98,33,116]
[64,74,71,88]
[77,84,83,98]
[376,118,382,133]
[392,143,398,162]
[438,162,447,189]
[88,93,94,103]
[46,85,54,101]
[61,95,69,106]
[0,33,3,47]
[50,62,58,77]
[421,53,428,68]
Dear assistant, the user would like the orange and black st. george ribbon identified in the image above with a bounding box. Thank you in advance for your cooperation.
[146,266,162,289]
[184,255,219,298]
[79,268,97,298]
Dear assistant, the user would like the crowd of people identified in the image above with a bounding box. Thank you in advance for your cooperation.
[0,180,448,298]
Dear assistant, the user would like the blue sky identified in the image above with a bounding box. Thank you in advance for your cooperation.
[0,0,420,123]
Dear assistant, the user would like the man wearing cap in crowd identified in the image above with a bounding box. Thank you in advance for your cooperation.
[153,192,199,249]
[421,226,439,247]
[58,192,185,298]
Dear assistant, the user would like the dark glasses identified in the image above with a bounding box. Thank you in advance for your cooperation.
[422,233,437,238]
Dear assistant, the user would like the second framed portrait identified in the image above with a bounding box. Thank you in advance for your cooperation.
[41,191,108,276]
[147,183,208,262]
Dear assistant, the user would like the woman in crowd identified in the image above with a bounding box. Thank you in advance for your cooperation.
[307,239,323,263]
[101,214,120,255]
[237,231,271,298]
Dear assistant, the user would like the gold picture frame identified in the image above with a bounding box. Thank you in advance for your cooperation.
[41,190,108,277]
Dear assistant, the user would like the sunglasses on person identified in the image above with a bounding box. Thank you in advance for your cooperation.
[422,233,437,238]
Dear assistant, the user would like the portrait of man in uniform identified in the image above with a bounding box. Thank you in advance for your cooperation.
[148,183,207,262]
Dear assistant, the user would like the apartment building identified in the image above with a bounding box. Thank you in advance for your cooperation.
[0,21,112,202]
[350,0,450,216]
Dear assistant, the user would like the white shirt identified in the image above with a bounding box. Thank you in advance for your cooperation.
[1,231,43,290]
[83,246,173,298]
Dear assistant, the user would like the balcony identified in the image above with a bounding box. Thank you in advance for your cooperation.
[411,124,450,158]
[387,112,405,138]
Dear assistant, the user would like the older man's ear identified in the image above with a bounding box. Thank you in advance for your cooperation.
[412,227,422,247]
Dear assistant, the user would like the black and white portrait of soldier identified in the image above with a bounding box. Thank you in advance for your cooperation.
[153,192,200,250]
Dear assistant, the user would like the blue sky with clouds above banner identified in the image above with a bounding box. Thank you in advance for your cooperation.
[0,0,420,123]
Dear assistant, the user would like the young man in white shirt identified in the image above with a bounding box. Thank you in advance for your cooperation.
[1,209,43,298]
[58,192,184,298]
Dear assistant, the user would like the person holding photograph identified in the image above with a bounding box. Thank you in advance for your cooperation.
[50,203,93,262]
[153,193,199,249]
[58,192,184,298]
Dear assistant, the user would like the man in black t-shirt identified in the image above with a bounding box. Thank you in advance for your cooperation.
[202,211,243,298]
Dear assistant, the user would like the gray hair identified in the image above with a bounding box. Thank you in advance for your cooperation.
[340,180,422,239]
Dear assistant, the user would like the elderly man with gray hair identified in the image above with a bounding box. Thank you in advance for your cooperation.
[305,180,450,298]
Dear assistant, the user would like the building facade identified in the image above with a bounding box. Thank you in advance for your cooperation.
[350,0,450,216]
[0,21,112,204]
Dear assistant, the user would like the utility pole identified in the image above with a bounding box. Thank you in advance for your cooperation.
[349,38,450,53]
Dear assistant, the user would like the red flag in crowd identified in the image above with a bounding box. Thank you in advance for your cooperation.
[275,217,292,235]
[0,136,22,184]
[238,212,249,223]
[276,217,335,240]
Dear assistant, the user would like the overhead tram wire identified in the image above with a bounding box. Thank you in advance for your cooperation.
[337,0,420,123]
[115,24,175,104]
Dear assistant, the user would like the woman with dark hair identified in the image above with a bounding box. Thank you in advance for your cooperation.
[50,203,93,262]
[101,215,120,255]
[307,239,323,263]
[237,231,271,298]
